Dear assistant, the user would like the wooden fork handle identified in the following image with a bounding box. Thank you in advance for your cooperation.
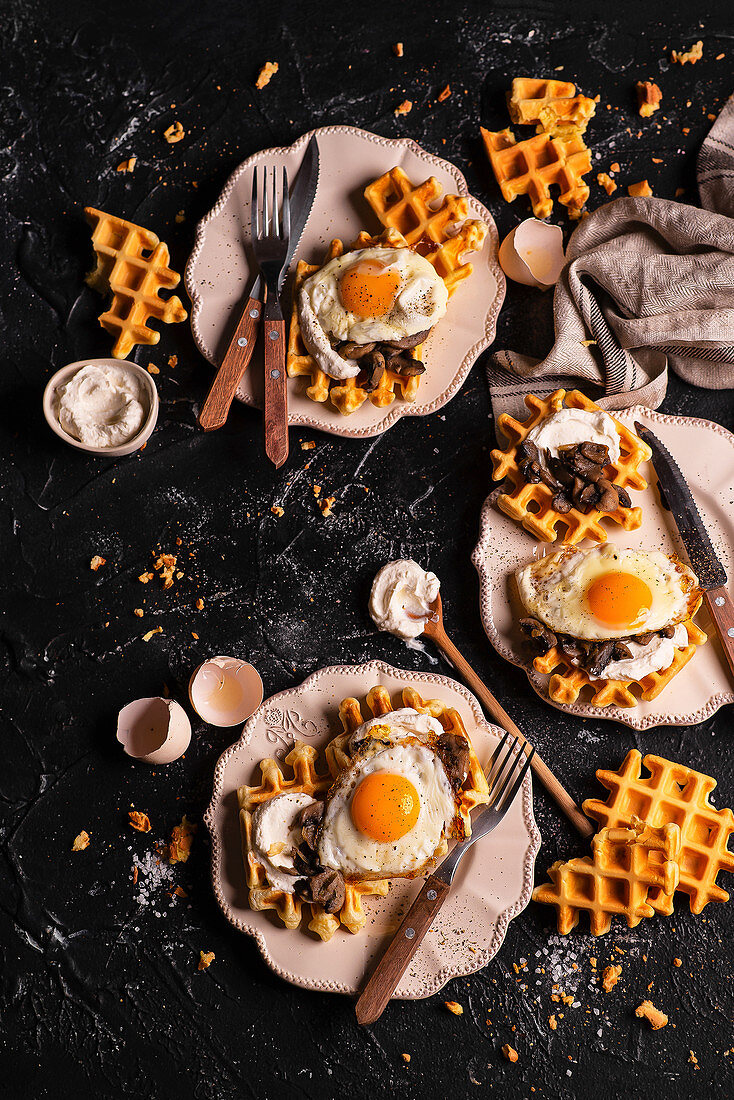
[199,294,262,431]
[263,305,288,468]
[431,627,594,840]
[355,874,450,1026]
[704,585,734,684]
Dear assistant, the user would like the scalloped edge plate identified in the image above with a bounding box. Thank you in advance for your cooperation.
[185,126,505,438]
[204,660,540,999]
[472,406,734,730]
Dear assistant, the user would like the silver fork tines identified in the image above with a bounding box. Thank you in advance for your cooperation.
[251,165,291,297]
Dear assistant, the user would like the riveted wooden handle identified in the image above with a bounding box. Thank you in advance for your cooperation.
[199,295,262,431]
[431,626,594,840]
[356,874,450,1026]
[263,313,288,468]
[704,585,734,684]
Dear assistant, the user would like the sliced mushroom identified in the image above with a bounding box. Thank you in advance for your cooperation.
[612,641,634,660]
[390,355,426,377]
[305,868,346,914]
[362,350,386,392]
[337,341,376,360]
[382,328,432,350]
[616,485,632,509]
[660,625,675,639]
[596,477,620,513]
[519,617,557,651]
[552,491,573,514]
[579,441,610,465]
[438,732,471,790]
[297,801,324,851]
[634,631,655,646]
[518,440,541,464]
[586,641,615,676]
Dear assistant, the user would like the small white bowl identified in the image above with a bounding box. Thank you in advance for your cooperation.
[42,358,159,456]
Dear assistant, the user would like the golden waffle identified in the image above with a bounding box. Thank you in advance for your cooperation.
[507,78,597,134]
[238,741,389,941]
[533,818,681,935]
[84,207,187,358]
[583,750,734,915]
[533,619,707,709]
[490,389,651,544]
[481,126,591,219]
[326,684,490,841]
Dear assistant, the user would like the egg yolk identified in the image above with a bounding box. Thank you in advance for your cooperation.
[351,772,420,842]
[339,261,401,319]
[586,571,653,628]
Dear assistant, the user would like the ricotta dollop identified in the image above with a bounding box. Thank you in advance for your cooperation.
[526,407,621,464]
[369,559,440,641]
[251,791,318,893]
[583,623,688,681]
[55,363,147,448]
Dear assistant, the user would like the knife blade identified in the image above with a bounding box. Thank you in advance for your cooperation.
[278,134,320,293]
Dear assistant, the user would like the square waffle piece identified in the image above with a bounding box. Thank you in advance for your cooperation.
[507,78,597,134]
[532,619,708,709]
[85,207,187,358]
[583,750,734,915]
[325,684,490,844]
[286,167,487,415]
[490,389,652,544]
[481,125,591,219]
[238,741,389,941]
[533,817,681,935]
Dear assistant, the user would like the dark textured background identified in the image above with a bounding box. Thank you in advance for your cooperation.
[2,1,733,1097]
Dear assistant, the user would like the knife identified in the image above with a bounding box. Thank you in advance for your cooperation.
[198,135,320,432]
[634,421,734,682]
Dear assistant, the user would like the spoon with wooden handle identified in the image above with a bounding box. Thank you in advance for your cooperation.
[422,593,594,840]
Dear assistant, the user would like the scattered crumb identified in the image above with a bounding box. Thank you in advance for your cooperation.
[133,608,144,618]
[72,830,90,851]
[313,484,321,498]
[191,631,199,640]
[707,113,716,121]
[175,210,185,224]
[673,957,682,967]
[502,1044,518,1063]
[580,338,597,347]
[300,440,316,450]
[147,363,159,374]
[395,100,413,117]
[603,964,622,992]
[445,1001,463,1016]
[716,53,725,61]
[168,815,197,864]
[438,84,451,102]
[90,555,106,571]
[142,627,163,642]
[393,42,404,57]
[671,40,703,65]
[635,1000,668,1030]
[164,120,185,144]
[549,1015,557,1030]
[318,496,336,518]
[636,80,662,118]
[628,180,653,198]
[195,598,204,611]
[590,957,597,969]
[131,865,138,885]
[129,810,152,833]
[153,552,178,589]
[609,162,620,174]
[689,1051,698,1067]
[597,172,617,195]
[116,156,137,173]
[138,572,154,584]
[168,355,178,368]
[173,886,187,898]
[402,1053,411,1063]
[198,950,215,971]
[256,61,278,90]
[271,505,284,517]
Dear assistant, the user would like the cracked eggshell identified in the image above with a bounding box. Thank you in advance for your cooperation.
[498,219,565,290]
[117,697,192,764]
[188,656,263,727]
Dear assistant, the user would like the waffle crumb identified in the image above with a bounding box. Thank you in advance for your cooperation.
[129,811,151,833]
[318,496,336,517]
[256,62,278,89]
[168,355,178,368]
[395,100,413,117]
[313,484,321,498]
[300,440,316,450]
[689,1051,698,1066]
[142,627,163,641]
[116,157,137,173]
[671,40,703,65]
[169,816,196,864]
[402,1053,411,1063]
[133,608,143,617]
[597,172,617,195]
[636,81,662,118]
[271,505,284,517]
[72,830,90,851]
[173,886,187,898]
[609,162,620,173]
[195,598,204,611]
[154,552,178,589]
[163,120,185,144]
[393,42,404,57]
[147,363,159,374]
[502,1044,519,1063]
[138,572,154,584]
[198,951,215,971]
[635,1000,668,1030]
[602,964,622,991]
[590,957,597,968]
[673,957,682,967]
[445,1001,463,1016]
[90,555,106,571]
[549,1015,557,1030]
[438,84,451,102]
[628,180,653,197]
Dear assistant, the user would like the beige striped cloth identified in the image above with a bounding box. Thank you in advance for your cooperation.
[488,93,734,423]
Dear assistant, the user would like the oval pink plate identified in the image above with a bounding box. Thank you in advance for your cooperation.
[204,660,540,999]
[472,407,734,731]
[185,125,505,438]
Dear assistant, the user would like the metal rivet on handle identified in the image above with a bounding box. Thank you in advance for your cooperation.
[269,329,279,341]
[249,308,259,318]
[237,337,247,346]
[728,628,734,638]
[427,889,437,901]
[715,596,725,606]
[270,369,280,379]
[405,928,415,940]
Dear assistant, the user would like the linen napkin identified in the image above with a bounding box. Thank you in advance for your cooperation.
[488,93,734,424]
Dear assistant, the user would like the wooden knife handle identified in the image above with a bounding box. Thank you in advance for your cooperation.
[704,585,734,684]
[199,295,262,431]
[263,310,288,468]
[355,874,449,1026]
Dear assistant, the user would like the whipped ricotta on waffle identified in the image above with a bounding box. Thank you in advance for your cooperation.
[369,559,440,641]
[526,407,621,463]
[251,791,318,892]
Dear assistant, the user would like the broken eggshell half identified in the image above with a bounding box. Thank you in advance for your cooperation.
[498,218,565,290]
[188,656,263,727]
[117,697,192,764]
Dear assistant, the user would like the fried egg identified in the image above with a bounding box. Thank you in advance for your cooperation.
[317,715,461,879]
[516,544,701,641]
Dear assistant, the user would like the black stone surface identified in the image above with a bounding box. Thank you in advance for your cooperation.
[2,2,733,1097]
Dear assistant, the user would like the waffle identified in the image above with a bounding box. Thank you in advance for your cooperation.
[286,168,487,415]
[507,78,597,134]
[490,389,651,544]
[325,684,490,841]
[583,750,734,915]
[533,817,681,935]
[481,126,591,219]
[84,207,187,358]
[533,619,707,709]
[238,741,389,941]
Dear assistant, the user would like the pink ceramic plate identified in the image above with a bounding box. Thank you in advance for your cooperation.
[472,407,734,730]
[204,661,540,998]
[185,126,504,438]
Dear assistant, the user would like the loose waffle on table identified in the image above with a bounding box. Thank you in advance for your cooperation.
[481,126,591,220]
[583,750,734,915]
[533,619,708,709]
[533,817,681,935]
[507,78,597,134]
[238,741,389,941]
[84,207,187,358]
[490,389,651,544]
[286,167,487,415]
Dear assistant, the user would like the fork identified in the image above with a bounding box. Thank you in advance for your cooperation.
[355,731,535,1025]
[252,166,291,468]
